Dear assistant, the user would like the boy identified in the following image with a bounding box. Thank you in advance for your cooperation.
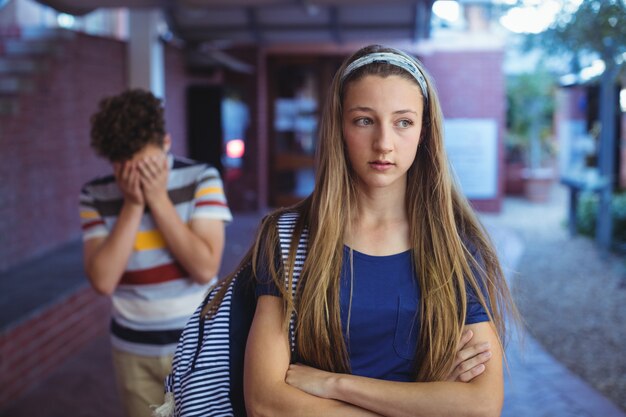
[79,89,232,417]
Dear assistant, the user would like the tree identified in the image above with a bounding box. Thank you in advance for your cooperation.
[530,0,626,252]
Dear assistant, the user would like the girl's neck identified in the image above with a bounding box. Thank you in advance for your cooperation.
[345,184,410,255]
[353,183,407,225]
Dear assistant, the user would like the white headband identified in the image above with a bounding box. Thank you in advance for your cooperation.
[340,52,429,102]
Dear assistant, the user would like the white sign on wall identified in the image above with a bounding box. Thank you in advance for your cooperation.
[443,118,498,199]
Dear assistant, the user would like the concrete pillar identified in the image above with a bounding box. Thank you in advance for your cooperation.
[127,8,164,98]
[461,1,490,33]
[596,61,620,253]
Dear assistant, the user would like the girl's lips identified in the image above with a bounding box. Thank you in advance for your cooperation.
[369,161,394,171]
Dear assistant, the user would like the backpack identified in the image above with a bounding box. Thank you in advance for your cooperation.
[153,212,308,417]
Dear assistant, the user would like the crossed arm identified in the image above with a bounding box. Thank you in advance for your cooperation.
[244,296,503,417]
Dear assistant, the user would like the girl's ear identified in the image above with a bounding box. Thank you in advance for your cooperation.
[163,133,172,152]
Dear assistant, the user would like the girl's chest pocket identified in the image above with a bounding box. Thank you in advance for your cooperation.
[393,293,420,360]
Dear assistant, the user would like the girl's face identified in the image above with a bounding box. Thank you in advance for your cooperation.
[342,74,424,195]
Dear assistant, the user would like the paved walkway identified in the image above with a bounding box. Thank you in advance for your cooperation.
[1,203,625,417]
[483,220,626,417]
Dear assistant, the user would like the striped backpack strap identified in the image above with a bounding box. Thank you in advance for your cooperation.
[154,212,308,417]
[155,261,251,417]
[276,212,308,352]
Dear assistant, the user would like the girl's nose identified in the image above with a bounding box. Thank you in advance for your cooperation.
[374,125,393,154]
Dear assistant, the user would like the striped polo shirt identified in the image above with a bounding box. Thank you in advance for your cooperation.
[79,155,233,356]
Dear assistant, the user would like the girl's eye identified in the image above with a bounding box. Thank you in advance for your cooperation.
[355,117,373,126]
[397,119,413,128]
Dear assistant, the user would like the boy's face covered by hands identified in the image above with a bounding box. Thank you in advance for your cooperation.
[113,138,171,206]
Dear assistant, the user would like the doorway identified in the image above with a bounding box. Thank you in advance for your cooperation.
[267,55,343,207]
[186,85,224,174]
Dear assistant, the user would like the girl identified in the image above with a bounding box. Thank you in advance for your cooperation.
[243,44,517,417]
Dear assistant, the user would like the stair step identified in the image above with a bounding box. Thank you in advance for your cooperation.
[0,57,46,74]
[0,76,35,94]
[0,97,20,115]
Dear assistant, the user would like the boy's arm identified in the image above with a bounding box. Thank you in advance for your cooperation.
[82,162,145,295]
[145,201,225,284]
[138,156,226,284]
[83,201,144,295]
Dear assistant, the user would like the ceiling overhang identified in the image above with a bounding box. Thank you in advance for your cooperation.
[36,0,434,47]
[35,0,434,72]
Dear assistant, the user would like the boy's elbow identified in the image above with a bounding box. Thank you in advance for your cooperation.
[192,268,218,285]
[89,276,115,296]
[85,268,116,296]
[191,260,221,284]
[89,278,115,296]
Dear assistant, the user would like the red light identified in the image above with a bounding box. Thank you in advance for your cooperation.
[226,139,245,159]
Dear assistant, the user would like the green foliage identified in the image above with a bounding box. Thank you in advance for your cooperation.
[527,0,626,66]
[576,191,598,236]
[506,69,556,166]
[506,71,555,137]
[576,191,626,243]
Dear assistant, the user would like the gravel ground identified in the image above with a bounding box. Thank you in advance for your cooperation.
[480,185,626,412]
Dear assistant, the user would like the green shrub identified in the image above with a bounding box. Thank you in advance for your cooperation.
[612,194,626,243]
[576,192,597,237]
[576,191,626,244]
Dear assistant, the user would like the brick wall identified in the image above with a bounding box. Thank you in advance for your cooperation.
[0,287,111,409]
[164,43,190,157]
[0,33,207,273]
[423,50,505,212]
[0,33,123,272]
[0,32,123,406]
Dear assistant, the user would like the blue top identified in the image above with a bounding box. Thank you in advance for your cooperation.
[256,245,489,381]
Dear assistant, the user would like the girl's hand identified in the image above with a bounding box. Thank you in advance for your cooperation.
[446,329,492,382]
[286,363,336,399]
[114,161,144,206]
[286,330,491,399]
[137,154,169,206]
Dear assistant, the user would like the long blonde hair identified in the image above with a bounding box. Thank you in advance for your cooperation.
[212,44,518,381]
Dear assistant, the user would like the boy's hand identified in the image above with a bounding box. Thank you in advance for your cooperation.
[138,154,169,206]
[114,161,144,206]
[446,329,492,382]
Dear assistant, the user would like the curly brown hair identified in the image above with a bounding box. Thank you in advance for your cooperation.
[90,89,166,161]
